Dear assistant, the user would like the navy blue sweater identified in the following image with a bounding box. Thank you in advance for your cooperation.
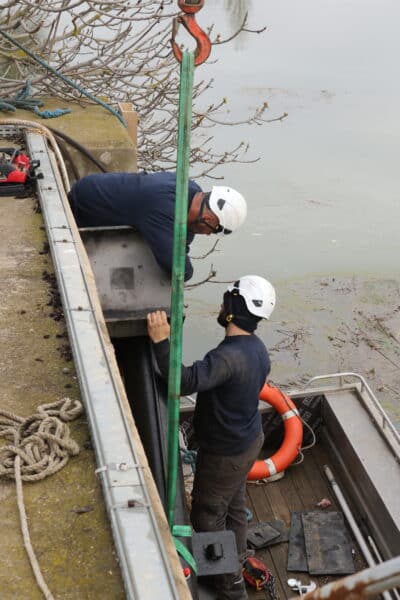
[153,335,270,455]
[69,171,202,281]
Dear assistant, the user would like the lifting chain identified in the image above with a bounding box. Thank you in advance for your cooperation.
[265,572,280,600]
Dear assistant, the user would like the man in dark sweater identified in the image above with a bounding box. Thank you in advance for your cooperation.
[68,171,247,281]
[147,275,276,600]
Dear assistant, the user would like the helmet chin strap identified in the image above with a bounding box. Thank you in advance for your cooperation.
[217,291,259,332]
[217,311,229,329]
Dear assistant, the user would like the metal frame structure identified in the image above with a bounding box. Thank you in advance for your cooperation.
[293,556,400,600]
[306,372,400,445]
[288,372,400,461]
[12,127,183,599]
[297,372,400,599]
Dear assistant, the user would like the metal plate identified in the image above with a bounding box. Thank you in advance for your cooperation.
[192,531,239,577]
[248,520,288,549]
[302,511,355,575]
[79,226,171,316]
[287,511,310,572]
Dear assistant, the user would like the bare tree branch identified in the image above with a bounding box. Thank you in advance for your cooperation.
[0,0,282,178]
[211,12,266,46]
[184,265,237,289]
[190,238,221,260]
[184,267,217,289]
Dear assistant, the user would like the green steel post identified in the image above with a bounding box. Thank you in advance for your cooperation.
[166,51,194,528]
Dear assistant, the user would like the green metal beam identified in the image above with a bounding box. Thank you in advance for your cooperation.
[166,50,194,528]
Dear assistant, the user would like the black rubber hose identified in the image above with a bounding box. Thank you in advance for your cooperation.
[47,126,108,174]
[53,136,80,181]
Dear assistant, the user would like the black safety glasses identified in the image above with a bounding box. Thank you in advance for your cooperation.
[198,195,232,235]
[199,218,232,235]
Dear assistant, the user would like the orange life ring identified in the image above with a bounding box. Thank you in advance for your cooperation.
[247,383,303,481]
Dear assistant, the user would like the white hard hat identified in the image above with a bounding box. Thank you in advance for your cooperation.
[209,186,247,234]
[227,275,276,319]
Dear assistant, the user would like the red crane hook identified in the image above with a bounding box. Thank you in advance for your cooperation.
[171,1,211,67]
[177,0,205,14]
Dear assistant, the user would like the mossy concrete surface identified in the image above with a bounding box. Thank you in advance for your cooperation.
[8,99,137,178]
[0,192,125,599]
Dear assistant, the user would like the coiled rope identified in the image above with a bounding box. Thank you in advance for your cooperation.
[0,397,83,481]
[0,397,83,598]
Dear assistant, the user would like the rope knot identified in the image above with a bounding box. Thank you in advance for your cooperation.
[0,398,83,482]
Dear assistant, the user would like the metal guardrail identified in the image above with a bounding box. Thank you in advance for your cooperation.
[306,372,400,446]
[22,130,181,599]
[294,555,400,600]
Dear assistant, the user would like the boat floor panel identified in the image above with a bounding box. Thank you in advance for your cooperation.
[246,442,366,599]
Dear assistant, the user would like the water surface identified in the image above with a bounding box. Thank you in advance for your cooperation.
[183,0,400,425]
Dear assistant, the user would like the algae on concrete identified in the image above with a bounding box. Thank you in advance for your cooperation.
[0,191,125,599]
[5,99,137,179]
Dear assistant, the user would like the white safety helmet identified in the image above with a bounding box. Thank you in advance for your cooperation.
[209,186,247,234]
[227,275,276,319]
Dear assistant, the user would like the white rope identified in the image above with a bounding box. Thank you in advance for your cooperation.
[0,398,83,481]
[0,397,83,599]
[15,455,55,600]
[299,415,317,451]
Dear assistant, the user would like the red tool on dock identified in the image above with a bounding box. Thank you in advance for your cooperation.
[0,146,42,196]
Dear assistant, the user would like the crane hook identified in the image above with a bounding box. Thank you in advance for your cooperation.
[171,6,211,67]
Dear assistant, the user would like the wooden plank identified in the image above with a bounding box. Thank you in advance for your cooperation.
[247,465,307,598]
[304,445,339,510]
[246,485,286,599]
[251,480,290,581]
[246,443,359,598]
[118,102,138,145]
[274,458,318,597]
[291,447,338,511]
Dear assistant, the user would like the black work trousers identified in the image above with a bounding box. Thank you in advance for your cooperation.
[190,432,264,599]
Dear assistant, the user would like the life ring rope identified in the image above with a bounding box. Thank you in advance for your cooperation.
[247,383,303,482]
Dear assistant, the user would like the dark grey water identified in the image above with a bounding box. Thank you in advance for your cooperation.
[183,0,400,425]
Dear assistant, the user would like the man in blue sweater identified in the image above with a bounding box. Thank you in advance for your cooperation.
[68,171,247,281]
[147,275,276,600]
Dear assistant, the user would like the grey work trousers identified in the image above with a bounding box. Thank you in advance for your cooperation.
[190,433,264,599]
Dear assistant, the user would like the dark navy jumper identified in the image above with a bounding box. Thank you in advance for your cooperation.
[153,335,270,455]
[69,171,202,281]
